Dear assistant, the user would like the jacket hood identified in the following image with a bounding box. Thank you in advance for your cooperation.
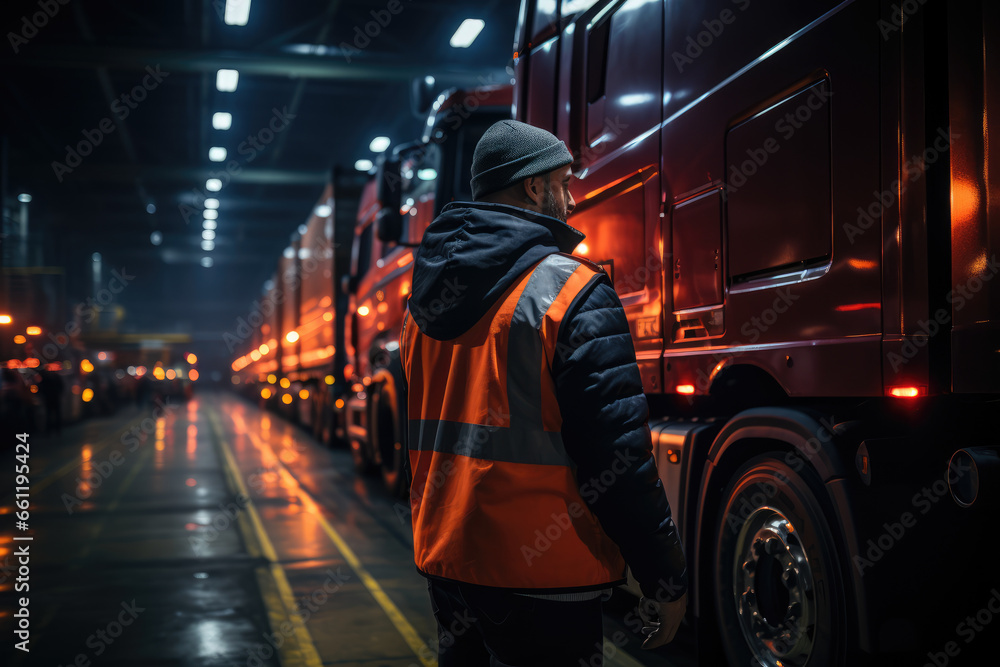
[408,201,585,340]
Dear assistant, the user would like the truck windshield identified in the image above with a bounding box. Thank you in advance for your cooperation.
[400,143,442,219]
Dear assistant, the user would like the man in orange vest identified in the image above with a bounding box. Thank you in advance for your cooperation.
[402,120,687,665]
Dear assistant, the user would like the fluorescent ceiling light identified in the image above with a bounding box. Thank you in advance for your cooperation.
[212,112,232,130]
[204,198,220,209]
[206,179,222,192]
[203,209,219,220]
[369,136,390,153]
[209,147,227,162]
[450,19,485,48]
[418,168,438,181]
[150,231,162,246]
[202,240,215,251]
[216,69,239,92]
[201,257,214,268]
[283,247,294,259]
[17,193,32,203]
[224,0,251,26]
[203,219,217,230]
[202,229,216,240]
[354,159,373,172]
[315,204,332,218]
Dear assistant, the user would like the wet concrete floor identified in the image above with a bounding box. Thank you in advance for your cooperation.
[1,392,695,666]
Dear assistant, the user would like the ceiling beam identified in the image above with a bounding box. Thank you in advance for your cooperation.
[6,45,504,84]
[23,163,328,185]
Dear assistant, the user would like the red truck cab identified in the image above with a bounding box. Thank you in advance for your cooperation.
[516,1,999,665]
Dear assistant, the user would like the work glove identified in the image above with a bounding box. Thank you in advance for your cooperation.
[639,592,687,649]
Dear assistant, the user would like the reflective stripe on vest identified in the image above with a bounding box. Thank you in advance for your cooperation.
[401,253,626,591]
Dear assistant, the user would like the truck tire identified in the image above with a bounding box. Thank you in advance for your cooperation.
[713,453,847,667]
[370,372,407,498]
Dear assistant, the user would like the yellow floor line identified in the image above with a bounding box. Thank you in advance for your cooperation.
[208,409,324,667]
[228,408,436,667]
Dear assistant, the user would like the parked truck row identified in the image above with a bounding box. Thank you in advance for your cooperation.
[233,1,999,664]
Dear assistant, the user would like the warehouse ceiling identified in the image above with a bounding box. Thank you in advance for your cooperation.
[0,0,517,364]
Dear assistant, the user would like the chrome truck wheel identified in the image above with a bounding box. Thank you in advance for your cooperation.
[714,454,847,667]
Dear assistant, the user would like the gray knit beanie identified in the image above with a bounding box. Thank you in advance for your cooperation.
[470,120,574,200]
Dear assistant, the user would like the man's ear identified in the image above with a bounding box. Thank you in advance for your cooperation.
[522,175,545,207]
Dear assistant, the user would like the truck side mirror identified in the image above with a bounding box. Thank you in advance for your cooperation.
[376,155,404,243]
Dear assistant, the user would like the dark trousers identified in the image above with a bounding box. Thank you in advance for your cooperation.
[427,579,605,667]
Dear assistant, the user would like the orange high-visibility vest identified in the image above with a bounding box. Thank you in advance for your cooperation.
[401,253,626,591]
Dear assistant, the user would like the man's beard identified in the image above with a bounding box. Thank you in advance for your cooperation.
[540,184,566,223]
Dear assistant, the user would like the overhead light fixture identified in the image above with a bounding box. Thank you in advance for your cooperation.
[202,229,216,240]
[202,240,215,251]
[203,209,219,220]
[315,204,332,218]
[150,231,163,246]
[424,75,435,86]
[283,247,294,259]
[206,179,222,192]
[212,112,232,130]
[355,159,373,172]
[297,224,308,235]
[369,136,390,153]
[418,168,438,181]
[17,193,32,203]
[450,19,485,48]
[224,0,251,26]
[203,220,217,230]
[204,198,220,209]
[201,257,214,268]
[0,315,12,324]
[146,203,157,214]
[216,69,239,92]
[209,147,227,162]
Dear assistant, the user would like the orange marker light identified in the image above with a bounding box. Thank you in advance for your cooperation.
[0,314,11,324]
[82,388,95,402]
[13,335,26,345]
[335,399,345,409]
[285,331,300,344]
[299,389,310,400]
[81,359,95,373]
[888,386,924,398]
[189,369,200,381]
[26,326,42,336]
[357,305,370,317]
[676,384,696,395]
[282,394,293,404]
[261,387,272,399]
[187,353,198,365]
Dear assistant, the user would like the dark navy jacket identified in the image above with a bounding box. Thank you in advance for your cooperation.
[408,201,688,602]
